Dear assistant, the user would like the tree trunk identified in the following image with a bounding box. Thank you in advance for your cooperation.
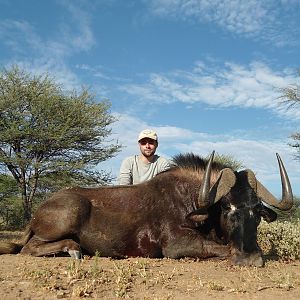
[22,192,32,222]
[20,174,31,222]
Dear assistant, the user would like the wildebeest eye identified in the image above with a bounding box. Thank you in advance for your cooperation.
[221,201,231,210]
[254,203,264,213]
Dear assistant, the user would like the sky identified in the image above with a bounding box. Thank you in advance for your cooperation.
[0,0,300,197]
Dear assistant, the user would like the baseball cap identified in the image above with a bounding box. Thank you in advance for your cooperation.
[138,129,158,142]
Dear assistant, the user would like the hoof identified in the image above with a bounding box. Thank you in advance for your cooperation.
[68,249,81,259]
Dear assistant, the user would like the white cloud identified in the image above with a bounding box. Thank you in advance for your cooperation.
[119,60,300,119]
[0,1,97,91]
[145,0,300,46]
[0,20,42,54]
[0,18,80,89]
[59,0,96,51]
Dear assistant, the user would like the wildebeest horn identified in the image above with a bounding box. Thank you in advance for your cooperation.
[198,151,214,208]
[246,153,293,211]
[198,151,236,208]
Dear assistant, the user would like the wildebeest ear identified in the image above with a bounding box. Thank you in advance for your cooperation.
[243,169,257,190]
[209,168,236,204]
[261,206,277,223]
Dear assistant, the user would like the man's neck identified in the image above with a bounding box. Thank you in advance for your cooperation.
[140,154,155,164]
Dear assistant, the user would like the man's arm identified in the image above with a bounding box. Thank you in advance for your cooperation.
[118,157,133,185]
[158,157,174,173]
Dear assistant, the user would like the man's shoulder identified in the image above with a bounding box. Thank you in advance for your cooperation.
[123,155,137,161]
[156,155,173,166]
[122,155,139,164]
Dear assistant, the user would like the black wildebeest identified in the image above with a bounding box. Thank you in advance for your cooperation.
[0,151,293,267]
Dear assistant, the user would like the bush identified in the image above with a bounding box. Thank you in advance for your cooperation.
[258,219,300,261]
[276,197,300,222]
[0,196,25,230]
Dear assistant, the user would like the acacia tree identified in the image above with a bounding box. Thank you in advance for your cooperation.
[279,72,300,161]
[0,66,120,221]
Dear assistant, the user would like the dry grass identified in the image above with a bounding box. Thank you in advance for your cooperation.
[11,257,299,299]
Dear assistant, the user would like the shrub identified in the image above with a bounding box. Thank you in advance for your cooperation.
[276,197,300,222]
[0,196,25,230]
[258,219,300,261]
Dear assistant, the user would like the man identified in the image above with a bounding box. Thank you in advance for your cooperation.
[118,129,172,185]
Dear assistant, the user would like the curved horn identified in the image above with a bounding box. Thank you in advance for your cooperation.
[249,153,293,211]
[197,150,215,208]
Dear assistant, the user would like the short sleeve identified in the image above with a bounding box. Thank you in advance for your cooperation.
[118,157,133,185]
[158,157,174,173]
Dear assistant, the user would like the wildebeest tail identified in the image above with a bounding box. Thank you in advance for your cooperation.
[0,225,32,255]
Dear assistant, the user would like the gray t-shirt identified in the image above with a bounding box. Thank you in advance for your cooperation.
[118,155,172,185]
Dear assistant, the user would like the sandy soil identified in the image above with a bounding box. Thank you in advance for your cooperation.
[1,253,300,299]
[0,231,300,299]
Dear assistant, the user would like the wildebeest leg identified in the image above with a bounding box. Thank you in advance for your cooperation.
[20,236,81,259]
[162,231,230,259]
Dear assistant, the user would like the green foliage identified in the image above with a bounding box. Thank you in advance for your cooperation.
[276,196,300,221]
[0,174,24,229]
[258,219,300,261]
[278,72,300,161]
[0,196,24,229]
[0,173,18,199]
[258,197,300,261]
[278,69,300,108]
[0,65,121,222]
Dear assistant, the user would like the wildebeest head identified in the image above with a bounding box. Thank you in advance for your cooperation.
[174,151,293,267]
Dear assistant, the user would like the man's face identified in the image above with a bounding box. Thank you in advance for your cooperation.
[139,138,158,157]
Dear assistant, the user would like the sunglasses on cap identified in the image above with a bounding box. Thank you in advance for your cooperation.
[139,139,156,145]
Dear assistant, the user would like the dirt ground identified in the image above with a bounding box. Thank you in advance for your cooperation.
[1,233,300,299]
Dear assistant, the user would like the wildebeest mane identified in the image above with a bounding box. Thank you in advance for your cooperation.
[172,153,229,172]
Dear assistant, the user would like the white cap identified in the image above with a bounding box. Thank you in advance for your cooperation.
[138,129,158,142]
